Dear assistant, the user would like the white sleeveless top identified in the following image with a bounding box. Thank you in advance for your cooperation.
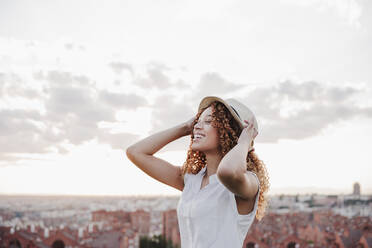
[177,165,261,248]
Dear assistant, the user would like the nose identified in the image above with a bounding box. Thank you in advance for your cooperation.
[193,120,203,132]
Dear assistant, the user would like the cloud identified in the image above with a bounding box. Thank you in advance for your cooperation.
[146,94,195,151]
[0,109,60,155]
[41,76,142,147]
[277,80,357,101]
[143,78,372,151]
[134,63,172,89]
[241,80,372,142]
[131,62,193,91]
[0,70,147,163]
[45,86,116,124]
[99,90,149,110]
[0,75,5,97]
[150,94,194,131]
[33,70,93,87]
[0,72,40,99]
[174,79,189,89]
[189,72,246,102]
[200,72,244,93]
[1,66,371,163]
[108,62,134,75]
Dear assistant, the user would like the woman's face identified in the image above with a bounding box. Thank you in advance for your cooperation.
[191,106,220,153]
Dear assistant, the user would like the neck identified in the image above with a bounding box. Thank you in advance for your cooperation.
[204,151,223,177]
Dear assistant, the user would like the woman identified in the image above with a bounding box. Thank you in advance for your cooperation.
[126,96,270,247]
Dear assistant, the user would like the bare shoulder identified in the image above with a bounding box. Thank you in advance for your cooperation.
[218,169,259,201]
[235,170,259,201]
[235,171,260,214]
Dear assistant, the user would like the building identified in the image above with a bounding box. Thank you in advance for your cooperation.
[353,182,361,196]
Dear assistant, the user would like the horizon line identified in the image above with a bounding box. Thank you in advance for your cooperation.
[0,192,371,197]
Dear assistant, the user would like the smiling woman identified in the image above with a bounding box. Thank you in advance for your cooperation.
[126,95,270,248]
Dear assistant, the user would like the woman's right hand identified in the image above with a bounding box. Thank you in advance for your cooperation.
[183,116,196,136]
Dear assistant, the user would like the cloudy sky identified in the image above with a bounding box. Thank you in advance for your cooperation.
[0,0,371,196]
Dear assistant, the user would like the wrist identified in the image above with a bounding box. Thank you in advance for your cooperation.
[178,122,190,137]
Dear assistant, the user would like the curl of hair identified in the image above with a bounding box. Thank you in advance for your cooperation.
[181,101,270,221]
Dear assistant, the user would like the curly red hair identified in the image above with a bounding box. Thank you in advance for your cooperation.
[181,101,270,221]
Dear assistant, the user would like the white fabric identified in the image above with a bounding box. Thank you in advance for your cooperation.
[177,165,261,248]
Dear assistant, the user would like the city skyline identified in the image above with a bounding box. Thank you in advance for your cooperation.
[1,193,371,247]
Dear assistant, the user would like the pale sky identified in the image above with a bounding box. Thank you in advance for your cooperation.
[0,0,371,196]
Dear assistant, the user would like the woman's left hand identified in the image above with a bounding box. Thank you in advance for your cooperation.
[237,117,258,149]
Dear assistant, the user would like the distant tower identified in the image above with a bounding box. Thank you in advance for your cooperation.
[353,182,361,195]
[78,228,84,238]
[44,227,49,238]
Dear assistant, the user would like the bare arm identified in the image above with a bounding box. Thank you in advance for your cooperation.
[126,119,194,192]
[217,142,259,200]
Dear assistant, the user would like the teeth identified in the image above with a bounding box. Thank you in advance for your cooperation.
[194,134,204,139]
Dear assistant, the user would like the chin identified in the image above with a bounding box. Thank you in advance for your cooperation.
[191,144,198,150]
[191,144,210,153]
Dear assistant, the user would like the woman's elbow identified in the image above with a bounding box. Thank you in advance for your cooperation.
[126,146,137,161]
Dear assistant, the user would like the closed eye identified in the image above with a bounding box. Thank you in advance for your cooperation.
[195,119,212,125]
[197,120,212,124]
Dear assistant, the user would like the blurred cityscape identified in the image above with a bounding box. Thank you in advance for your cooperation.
[0,183,371,248]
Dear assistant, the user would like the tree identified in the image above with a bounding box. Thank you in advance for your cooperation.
[139,234,178,248]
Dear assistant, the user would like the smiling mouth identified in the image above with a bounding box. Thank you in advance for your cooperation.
[193,134,205,141]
